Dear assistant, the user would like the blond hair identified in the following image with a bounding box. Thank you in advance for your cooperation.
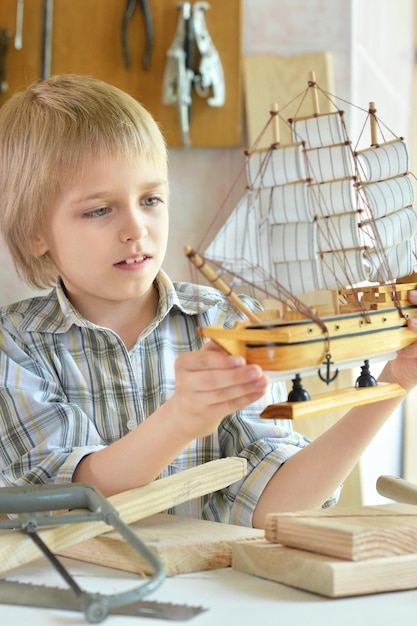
[0,74,168,289]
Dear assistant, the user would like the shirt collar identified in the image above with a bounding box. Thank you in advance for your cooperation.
[17,271,224,334]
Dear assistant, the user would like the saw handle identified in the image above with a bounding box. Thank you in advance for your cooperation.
[0,482,113,517]
[376,475,417,505]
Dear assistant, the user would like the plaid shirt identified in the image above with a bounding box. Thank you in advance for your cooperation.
[0,271,338,526]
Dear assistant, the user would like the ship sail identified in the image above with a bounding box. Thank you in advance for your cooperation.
[356,139,417,282]
[203,109,417,302]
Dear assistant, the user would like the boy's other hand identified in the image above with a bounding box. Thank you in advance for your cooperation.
[167,340,269,439]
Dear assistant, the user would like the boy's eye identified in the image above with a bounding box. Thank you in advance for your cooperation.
[142,196,161,207]
[85,206,110,218]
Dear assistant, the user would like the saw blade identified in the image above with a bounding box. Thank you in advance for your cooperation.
[0,580,206,621]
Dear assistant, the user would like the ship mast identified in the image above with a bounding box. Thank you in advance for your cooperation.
[271,102,280,144]
[184,246,262,324]
[369,101,378,145]
[308,70,320,114]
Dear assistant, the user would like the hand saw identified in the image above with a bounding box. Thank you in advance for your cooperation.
[0,482,205,622]
[0,458,247,621]
[0,580,205,621]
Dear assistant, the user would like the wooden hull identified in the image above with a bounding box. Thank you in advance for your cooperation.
[198,285,417,380]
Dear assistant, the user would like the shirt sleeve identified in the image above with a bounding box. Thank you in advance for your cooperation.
[0,328,106,487]
[194,291,341,525]
[202,381,341,527]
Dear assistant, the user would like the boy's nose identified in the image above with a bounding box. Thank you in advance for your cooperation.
[119,209,147,242]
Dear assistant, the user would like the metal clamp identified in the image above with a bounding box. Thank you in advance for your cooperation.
[193,2,225,107]
[162,1,225,146]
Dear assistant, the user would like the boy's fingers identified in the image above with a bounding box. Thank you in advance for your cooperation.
[408,289,417,304]
[178,341,247,371]
[178,359,266,390]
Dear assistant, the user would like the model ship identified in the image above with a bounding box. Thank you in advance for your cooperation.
[185,72,417,419]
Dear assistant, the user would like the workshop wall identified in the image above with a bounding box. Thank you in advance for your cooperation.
[0,0,242,147]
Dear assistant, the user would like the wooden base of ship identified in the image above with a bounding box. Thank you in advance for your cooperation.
[261,382,406,420]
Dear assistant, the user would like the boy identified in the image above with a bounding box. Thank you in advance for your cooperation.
[1,75,417,529]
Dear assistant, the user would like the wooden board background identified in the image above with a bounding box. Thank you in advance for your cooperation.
[60,512,263,576]
[0,0,242,147]
[243,51,334,149]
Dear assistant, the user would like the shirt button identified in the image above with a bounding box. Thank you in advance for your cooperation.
[126,419,137,431]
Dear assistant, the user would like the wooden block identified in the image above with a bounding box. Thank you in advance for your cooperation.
[265,503,417,561]
[232,539,417,598]
[243,52,334,149]
[60,513,263,576]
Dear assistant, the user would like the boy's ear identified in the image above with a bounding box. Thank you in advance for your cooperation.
[31,234,49,257]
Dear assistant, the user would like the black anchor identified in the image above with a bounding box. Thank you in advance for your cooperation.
[318,353,339,385]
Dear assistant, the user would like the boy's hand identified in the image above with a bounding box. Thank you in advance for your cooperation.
[168,340,269,439]
[381,290,417,391]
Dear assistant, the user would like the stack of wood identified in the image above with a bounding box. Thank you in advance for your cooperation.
[233,502,417,597]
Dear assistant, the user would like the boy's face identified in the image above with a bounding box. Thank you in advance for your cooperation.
[34,153,169,324]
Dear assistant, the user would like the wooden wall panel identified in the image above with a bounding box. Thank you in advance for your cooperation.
[0,0,242,147]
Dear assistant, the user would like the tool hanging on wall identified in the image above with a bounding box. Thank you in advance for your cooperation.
[14,0,24,49]
[121,0,154,71]
[162,1,225,147]
[193,2,225,107]
[0,29,10,95]
[0,482,204,622]
[41,0,53,79]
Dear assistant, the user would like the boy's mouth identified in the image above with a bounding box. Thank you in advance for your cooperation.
[115,255,150,266]
[125,256,147,264]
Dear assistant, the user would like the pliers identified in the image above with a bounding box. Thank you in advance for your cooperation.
[121,0,154,71]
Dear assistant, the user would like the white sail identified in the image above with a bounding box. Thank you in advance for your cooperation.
[291,110,346,147]
[355,140,417,282]
[203,109,417,302]
[264,182,310,222]
[247,142,305,188]
[204,194,262,280]
[305,143,355,183]
[308,178,357,217]
[359,175,414,218]
[367,238,417,282]
[272,221,317,263]
[320,249,370,290]
[362,206,417,249]
[271,259,323,295]
[356,139,409,181]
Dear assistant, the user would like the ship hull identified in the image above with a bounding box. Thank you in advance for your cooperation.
[198,286,417,380]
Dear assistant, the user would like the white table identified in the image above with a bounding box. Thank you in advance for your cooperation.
[2,556,417,626]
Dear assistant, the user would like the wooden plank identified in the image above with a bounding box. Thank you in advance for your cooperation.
[59,513,263,576]
[243,52,334,149]
[261,383,406,420]
[0,457,247,575]
[264,503,417,561]
[232,539,417,598]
